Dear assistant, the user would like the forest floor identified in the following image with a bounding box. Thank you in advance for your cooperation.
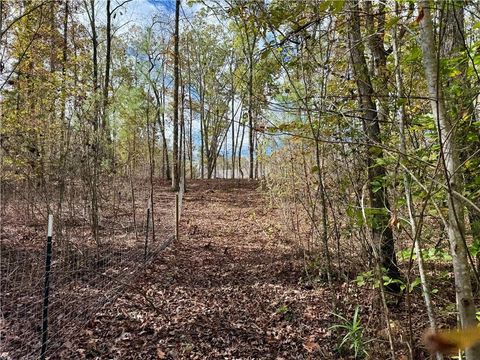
[63,179,433,360]
[64,179,348,359]
[2,179,439,359]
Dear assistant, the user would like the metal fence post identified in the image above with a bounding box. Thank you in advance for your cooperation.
[175,193,179,242]
[40,214,53,360]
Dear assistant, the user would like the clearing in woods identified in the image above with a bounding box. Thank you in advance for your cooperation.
[62,179,339,359]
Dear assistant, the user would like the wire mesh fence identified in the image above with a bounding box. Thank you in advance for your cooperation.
[0,176,185,359]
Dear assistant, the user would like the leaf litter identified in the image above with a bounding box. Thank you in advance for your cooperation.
[58,180,337,359]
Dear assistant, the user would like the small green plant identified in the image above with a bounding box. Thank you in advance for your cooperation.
[397,247,452,262]
[276,304,293,321]
[353,270,374,287]
[276,304,289,315]
[330,306,369,359]
[354,269,421,293]
[469,238,480,258]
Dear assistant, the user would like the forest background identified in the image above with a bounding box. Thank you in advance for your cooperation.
[2,0,480,359]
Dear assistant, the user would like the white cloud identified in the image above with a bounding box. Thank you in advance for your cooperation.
[122,0,174,26]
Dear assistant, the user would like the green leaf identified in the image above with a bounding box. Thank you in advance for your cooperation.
[319,1,331,12]
[469,239,480,257]
[409,277,422,292]
[397,248,416,261]
[332,0,345,13]
[385,16,400,30]
[371,179,383,193]
[354,275,366,287]
[405,46,422,63]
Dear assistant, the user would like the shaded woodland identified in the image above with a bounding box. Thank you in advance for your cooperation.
[2,0,480,359]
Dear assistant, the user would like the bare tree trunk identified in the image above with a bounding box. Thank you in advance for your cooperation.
[316,142,331,285]
[160,65,171,180]
[0,0,3,42]
[233,106,242,176]
[364,0,388,125]
[231,59,235,179]
[189,88,193,179]
[441,0,480,275]
[418,2,480,358]
[57,0,70,242]
[146,99,156,242]
[102,0,111,131]
[238,119,245,178]
[248,50,254,179]
[200,80,205,179]
[253,131,258,179]
[180,83,186,191]
[128,150,138,242]
[183,101,187,191]
[88,0,100,245]
[348,0,400,288]
[172,0,180,191]
[186,36,194,179]
[393,6,441,359]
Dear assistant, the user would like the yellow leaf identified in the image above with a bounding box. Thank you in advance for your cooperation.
[424,326,480,354]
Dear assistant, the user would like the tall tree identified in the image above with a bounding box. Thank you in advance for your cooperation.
[226,0,260,179]
[348,0,400,288]
[418,2,480,358]
[172,0,180,191]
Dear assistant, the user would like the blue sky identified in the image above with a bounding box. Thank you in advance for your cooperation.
[146,0,176,12]
[118,0,253,160]
[121,0,175,25]
[77,0,175,30]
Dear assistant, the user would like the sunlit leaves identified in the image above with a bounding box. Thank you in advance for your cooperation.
[318,0,345,14]
[404,45,422,63]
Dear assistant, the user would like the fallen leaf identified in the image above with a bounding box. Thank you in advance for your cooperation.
[303,337,320,353]
[156,348,166,359]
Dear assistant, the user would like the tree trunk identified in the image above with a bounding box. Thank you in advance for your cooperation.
[364,0,388,125]
[238,119,245,178]
[186,35,194,179]
[418,2,480,358]
[180,83,186,190]
[231,59,235,179]
[441,1,480,276]
[89,0,100,245]
[248,50,254,179]
[348,0,400,289]
[160,65,171,180]
[102,0,111,131]
[146,101,155,242]
[189,88,193,179]
[172,0,180,191]
[393,5,441,358]
[200,80,205,179]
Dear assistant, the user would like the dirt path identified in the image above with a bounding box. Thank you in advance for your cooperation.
[67,180,336,359]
